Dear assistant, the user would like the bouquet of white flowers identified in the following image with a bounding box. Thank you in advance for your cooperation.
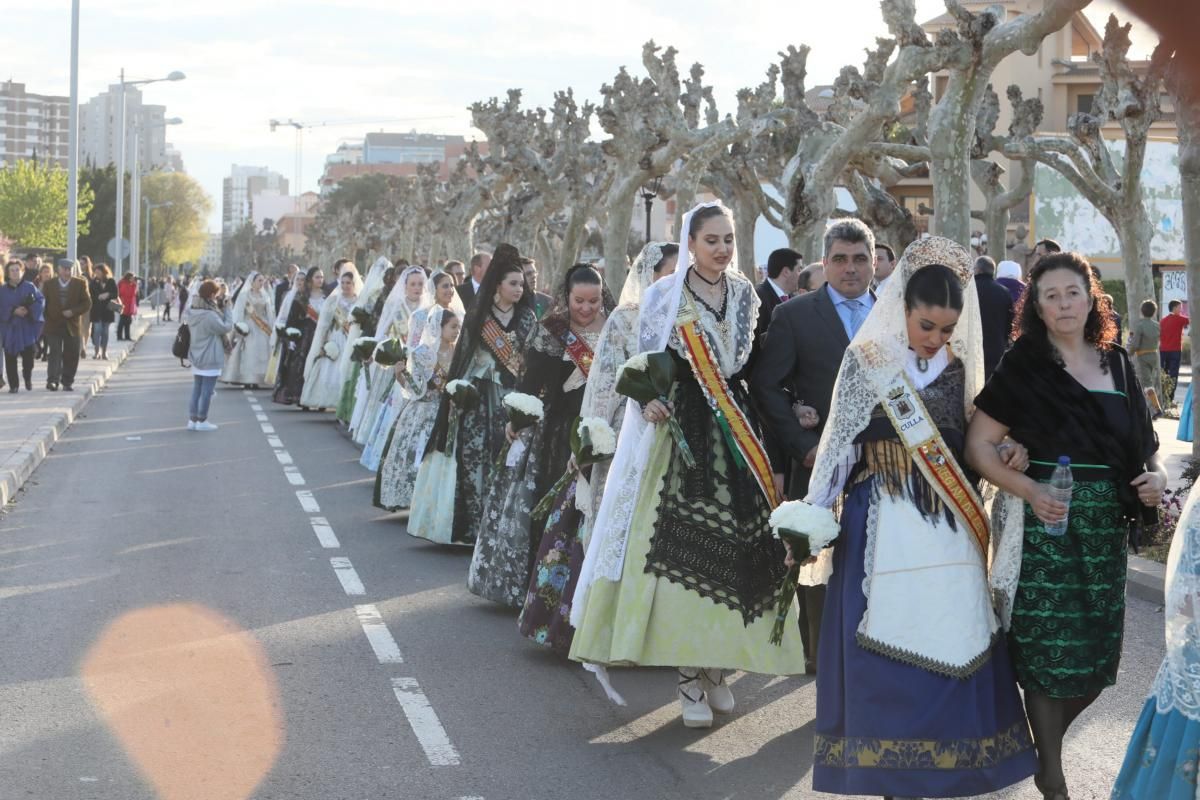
[766,500,840,645]
[531,416,617,519]
[372,338,406,367]
[234,322,250,337]
[322,340,340,361]
[495,392,544,470]
[446,379,480,411]
[284,327,302,341]
[350,336,379,363]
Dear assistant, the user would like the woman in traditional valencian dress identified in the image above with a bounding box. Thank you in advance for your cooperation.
[468,265,612,608]
[363,270,463,471]
[408,244,538,546]
[1112,481,1200,800]
[518,244,677,653]
[273,267,324,407]
[570,203,806,727]
[336,257,391,424]
[220,271,273,387]
[799,237,1037,798]
[373,306,461,511]
[353,265,426,450]
[301,266,361,410]
[266,271,305,386]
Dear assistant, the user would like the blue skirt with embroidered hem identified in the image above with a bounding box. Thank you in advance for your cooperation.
[813,481,1038,798]
[1113,697,1200,799]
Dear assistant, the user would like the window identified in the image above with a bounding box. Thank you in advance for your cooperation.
[1076,94,1095,115]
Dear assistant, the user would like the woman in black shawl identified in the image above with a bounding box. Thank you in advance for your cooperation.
[967,252,1166,800]
[408,244,538,546]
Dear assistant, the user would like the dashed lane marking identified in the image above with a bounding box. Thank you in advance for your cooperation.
[391,677,461,766]
[296,490,321,513]
[260,423,275,434]
[309,517,340,548]
[256,413,269,422]
[355,604,404,663]
[283,466,305,485]
[267,436,284,448]
[330,557,366,595]
[275,450,294,465]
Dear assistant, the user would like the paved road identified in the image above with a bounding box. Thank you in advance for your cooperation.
[0,323,1165,800]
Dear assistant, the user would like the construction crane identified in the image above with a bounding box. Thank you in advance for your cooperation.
[268,116,457,208]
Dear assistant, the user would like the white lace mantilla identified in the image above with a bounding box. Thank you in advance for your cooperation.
[1152,486,1200,722]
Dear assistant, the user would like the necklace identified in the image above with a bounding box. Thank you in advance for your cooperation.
[691,267,725,286]
[916,357,929,373]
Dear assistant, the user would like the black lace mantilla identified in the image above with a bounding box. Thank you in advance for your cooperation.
[645,355,786,625]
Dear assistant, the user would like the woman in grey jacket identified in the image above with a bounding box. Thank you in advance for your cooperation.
[185,280,234,431]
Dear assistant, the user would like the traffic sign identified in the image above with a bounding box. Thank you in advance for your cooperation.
[106,237,131,261]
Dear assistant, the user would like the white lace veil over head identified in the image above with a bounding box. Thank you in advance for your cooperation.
[232,270,261,325]
[1154,485,1200,722]
[572,201,738,626]
[352,257,390,311]
[408,304,456,395]
[621,242,672,309]
[804,235,984,509]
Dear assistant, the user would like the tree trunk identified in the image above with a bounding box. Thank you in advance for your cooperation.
[1181,132,1200,449]
[602,174,640,288]
[733,198,758,281]
[559,207,588,274]
[929,118,974,247]
[1117,207,1157,322]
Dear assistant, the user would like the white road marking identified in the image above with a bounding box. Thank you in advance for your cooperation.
[260,423,275,434]
[284,466,305,485]
[296,490,320,513]
[391,677,461,766]
[256,413,269,422]
[330,557,365,595]
[309,517,340,548]
[124,436,142,441]
[267,436,284,448]
[275,450,293,465]
[242,389,252,395]
[355,604,403,663]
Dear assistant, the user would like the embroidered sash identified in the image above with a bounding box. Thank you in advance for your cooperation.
[542,317,594,379]
[675,301,782,510]
[249,311,272,336]
[481,317,523,378]
[877,371,989,559]
[306,303,321,323]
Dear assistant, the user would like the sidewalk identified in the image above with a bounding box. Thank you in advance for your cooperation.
[1126,364,1192,605]
[0,307,157,507]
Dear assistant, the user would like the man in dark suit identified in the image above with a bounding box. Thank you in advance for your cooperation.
[275,264,299,314]
[753,248,803,348]
[973,256,1014,379]
[751,219,877,673]
[456,252,491,311]
[521,257,554,318]
[43,259,93,392]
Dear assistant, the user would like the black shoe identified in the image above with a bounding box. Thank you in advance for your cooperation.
[46,383,58,391]
[62,384,73,392]
[8,386,17,394]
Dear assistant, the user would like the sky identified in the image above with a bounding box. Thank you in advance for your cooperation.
[3,0,1159,233]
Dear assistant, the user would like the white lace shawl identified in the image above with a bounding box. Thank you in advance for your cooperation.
[571,202,754,627]
[303,291,355,380]
[1152,484,1200,722]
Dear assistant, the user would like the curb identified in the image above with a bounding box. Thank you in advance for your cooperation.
[0,312,154,507]
[1127,554,1166,606]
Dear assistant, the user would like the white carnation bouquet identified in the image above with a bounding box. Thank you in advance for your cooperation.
[494,392,544,470]
[766,500,840,645]
[531,416,617,519]
[322,340,340,361]
[284,327,302,340]
[234,321,250,337]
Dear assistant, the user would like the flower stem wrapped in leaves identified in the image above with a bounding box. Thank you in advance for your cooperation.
[616,350,695,468]
[766,501,840,645]
[495,392,544,471]
[531,416,617,519]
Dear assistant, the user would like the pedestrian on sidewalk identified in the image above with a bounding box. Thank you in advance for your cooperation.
[1129,300,1163,418]
[77,256,93,360]
[116,272,138,341]
[42,259,92,392]
[162,278,177,322]
[33,262,50,360]
[185,279,234,431]
[88,264,119,360]
[0,260,44,393]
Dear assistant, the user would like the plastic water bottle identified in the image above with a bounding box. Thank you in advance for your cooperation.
[1044,456,1073,537]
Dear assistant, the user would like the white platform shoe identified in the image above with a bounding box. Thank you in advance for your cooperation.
[700,668,735,714]
[677,668,713,728]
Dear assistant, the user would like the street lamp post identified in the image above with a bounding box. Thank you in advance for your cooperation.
[113,70,184,274]
[144,200,174,280]
[66,0,80,260]
[640,176,663,244]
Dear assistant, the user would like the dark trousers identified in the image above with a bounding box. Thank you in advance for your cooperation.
[45,333,81,387]
[5,346,34,388]
[116,315,132,340]
[797,585,825,674]
[1161,350,1182,380]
